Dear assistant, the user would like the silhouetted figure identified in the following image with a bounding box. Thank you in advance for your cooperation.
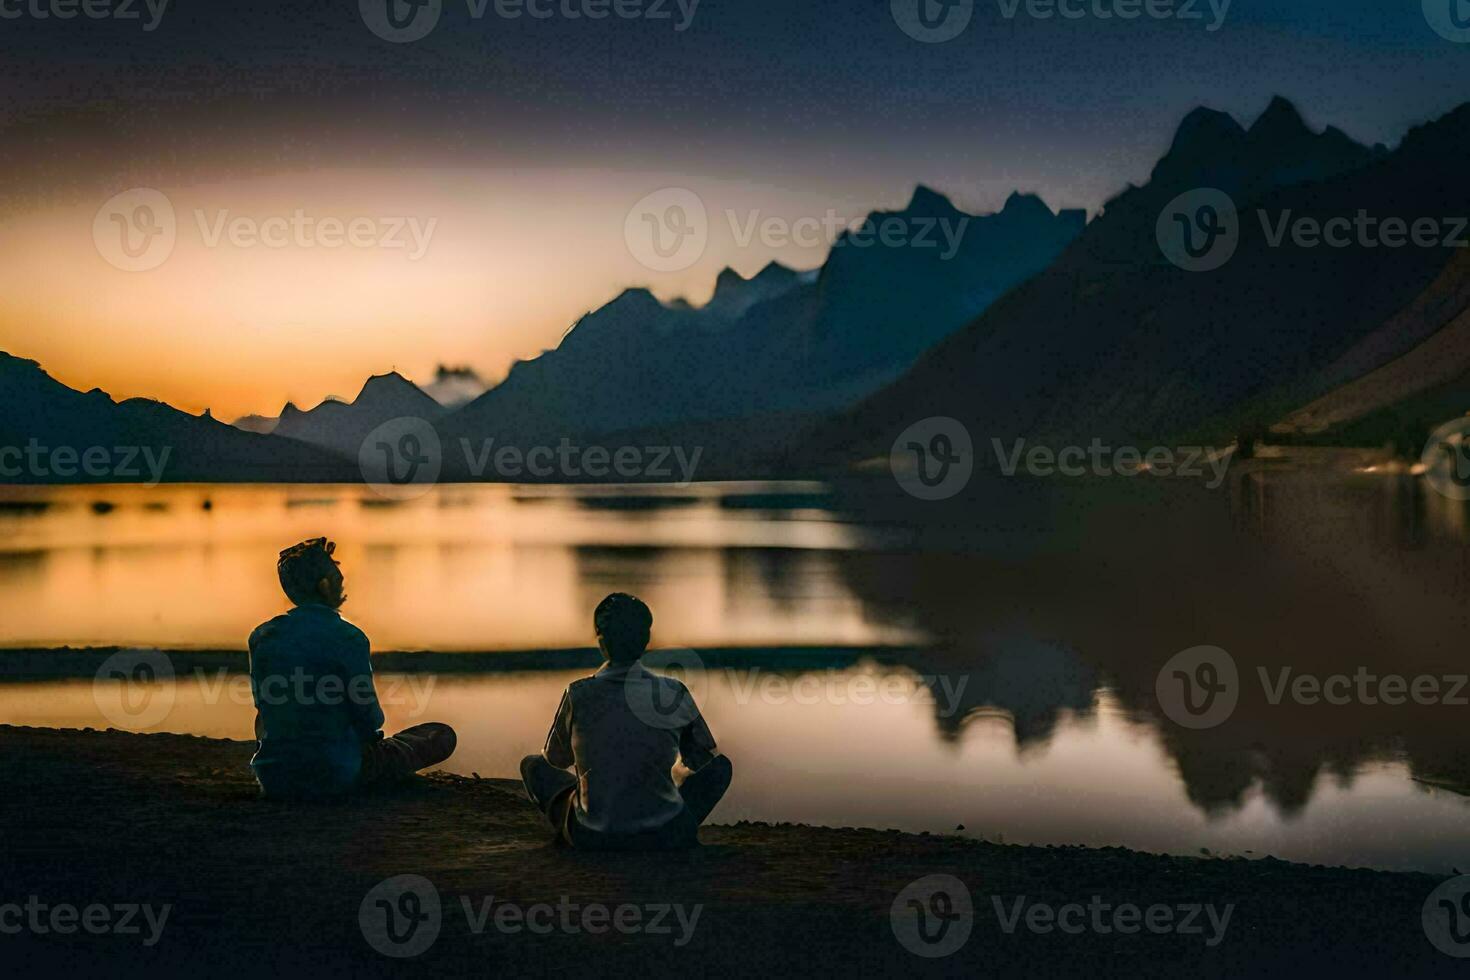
[521,593,732,850]
[248,537,456,799]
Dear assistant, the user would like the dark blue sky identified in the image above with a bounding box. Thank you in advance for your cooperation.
[1,0,1466,212]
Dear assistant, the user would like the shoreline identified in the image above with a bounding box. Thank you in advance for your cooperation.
[0,725,1458,977]
[0,645,924,679]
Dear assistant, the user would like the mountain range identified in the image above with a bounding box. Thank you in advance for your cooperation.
[0,353,353,483]
[435,188,1086,476]
[7,96,1470,484]
[810,97,1468,466]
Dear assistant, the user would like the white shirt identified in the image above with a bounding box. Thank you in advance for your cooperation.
[543,661,719,834]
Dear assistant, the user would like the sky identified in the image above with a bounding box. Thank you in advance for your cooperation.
[0,0,1465,418]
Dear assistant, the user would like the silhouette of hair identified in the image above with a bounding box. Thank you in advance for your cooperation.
[277,537,339,606]
[594,592,652,663]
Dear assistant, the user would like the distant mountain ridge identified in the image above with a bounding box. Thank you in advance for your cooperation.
[439,187,1086,472]
[811,97,1461,466]
[271,372,446,458]
[0,353,353,483]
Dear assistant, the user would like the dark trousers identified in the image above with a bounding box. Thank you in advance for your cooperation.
[360,723,458,786]
[520,754,733,850]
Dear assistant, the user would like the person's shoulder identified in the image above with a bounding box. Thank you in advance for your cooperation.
[333,615,369,644]
[248,614,292,648]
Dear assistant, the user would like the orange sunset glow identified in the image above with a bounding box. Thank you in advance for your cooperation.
[0,168,943,419]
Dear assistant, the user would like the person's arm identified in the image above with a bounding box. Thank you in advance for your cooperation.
[342,627,386,742]
[542,687,575,770]
[677,693,718,773]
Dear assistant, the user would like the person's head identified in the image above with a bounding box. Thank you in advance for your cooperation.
[594,592,652,664]
[276,537,346,609]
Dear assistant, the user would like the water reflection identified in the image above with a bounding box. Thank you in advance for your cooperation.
[0,472,1468,870]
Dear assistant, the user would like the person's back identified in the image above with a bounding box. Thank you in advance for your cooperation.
[553,663,713,833]
[248,537,456,799]
[249,602,382,796]
[521,593,732,849]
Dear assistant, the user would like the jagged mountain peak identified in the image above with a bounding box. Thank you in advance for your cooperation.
[1167,106,1248,155]
[902,184,963,217]
[1001,191,1056,219]
[1249,95,1312,140]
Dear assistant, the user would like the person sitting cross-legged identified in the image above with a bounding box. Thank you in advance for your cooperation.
[521,593,733,850]
[248,537,457,799]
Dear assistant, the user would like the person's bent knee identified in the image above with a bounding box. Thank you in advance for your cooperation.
[434,723,457,758]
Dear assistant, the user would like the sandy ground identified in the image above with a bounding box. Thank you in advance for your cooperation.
[0,726,1459,978]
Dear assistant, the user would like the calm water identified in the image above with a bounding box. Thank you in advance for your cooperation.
[2,475,1469,873]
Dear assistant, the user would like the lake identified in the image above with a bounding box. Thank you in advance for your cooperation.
[1,473,1468,873]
